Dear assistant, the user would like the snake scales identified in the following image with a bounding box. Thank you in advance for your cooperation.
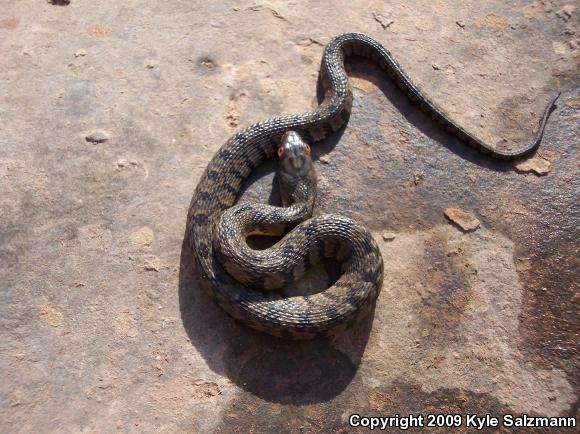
[186,33,559,339]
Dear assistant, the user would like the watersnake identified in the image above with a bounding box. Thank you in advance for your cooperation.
[186,33,560,339]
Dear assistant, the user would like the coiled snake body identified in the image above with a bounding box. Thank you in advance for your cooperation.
[186,33,559,339]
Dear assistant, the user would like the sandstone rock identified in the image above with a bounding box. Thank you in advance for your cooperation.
[515,156,551,176]
[444,207,481,232]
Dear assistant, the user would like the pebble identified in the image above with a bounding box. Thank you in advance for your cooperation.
[319,155,330,164]
[143,256,160,272]
[145,59,158,69]
[381,231,397,241]
[117,159,138,168]
[85,130,110,144]
[200,58,215,69]
[74,49,87,58]
[413,170,425,185]
[444,207,480,232]
[372,11,394,30]
[515,156,551,176]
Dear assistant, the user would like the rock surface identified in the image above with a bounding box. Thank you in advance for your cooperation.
[0,0,578,432]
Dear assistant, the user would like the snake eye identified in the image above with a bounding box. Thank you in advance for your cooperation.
[277,147,284,158]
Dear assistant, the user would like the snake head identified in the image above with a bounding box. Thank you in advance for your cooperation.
[277,131,312,173]
[277,130,316,207]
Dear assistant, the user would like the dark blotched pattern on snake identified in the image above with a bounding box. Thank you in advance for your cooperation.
[186,33,559,339]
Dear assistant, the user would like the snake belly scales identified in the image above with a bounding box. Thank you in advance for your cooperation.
[186,32,559,339]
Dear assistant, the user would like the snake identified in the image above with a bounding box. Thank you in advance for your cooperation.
[186,33,560,339]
